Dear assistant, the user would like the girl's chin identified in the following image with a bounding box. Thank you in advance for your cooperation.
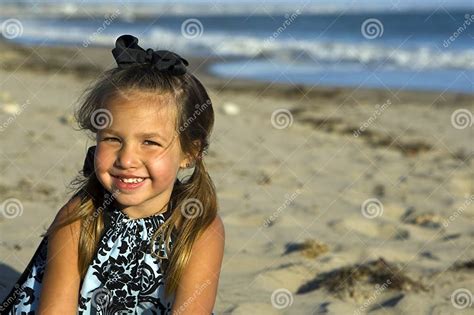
[113,198,146,210]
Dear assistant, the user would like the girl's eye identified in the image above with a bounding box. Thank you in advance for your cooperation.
[144,140,161,146]
[102,137,120,142]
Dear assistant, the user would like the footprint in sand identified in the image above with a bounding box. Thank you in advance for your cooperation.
[225,209,270,227]
[253,263,312,293]
[228,303,280,315]
[328,216,410,240]
[449,171,473,198]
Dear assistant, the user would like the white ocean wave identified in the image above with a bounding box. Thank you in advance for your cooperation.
[2,19,473,71]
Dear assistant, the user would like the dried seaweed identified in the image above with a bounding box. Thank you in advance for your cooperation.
[449,259,474,271]
[297,257,427,298]
[284,239,329,259]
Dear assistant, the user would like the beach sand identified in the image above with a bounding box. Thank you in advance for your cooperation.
[0,39,473,314]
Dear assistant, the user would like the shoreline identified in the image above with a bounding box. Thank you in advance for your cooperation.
[1,39,472,106]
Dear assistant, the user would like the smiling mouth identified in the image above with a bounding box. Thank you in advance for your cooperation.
[111,175,148,183]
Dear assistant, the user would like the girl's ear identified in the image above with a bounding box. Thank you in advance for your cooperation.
[179,140,201,169]
[179,156,192,169]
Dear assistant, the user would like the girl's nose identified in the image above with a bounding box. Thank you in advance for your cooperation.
[114,143,141,169]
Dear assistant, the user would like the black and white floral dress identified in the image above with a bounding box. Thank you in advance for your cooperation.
[1,203,179,314]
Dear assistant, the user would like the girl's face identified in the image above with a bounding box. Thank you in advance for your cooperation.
[94,92,188,215]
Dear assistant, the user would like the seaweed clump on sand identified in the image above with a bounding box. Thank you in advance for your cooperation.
[297,258,427,300]
[284,239,329,259]
[449,259,474,271]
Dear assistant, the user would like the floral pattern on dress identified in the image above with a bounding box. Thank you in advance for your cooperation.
[78,208,175,314]
[2,206,177,315]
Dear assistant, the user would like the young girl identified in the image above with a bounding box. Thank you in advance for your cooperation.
[1,34,224,314]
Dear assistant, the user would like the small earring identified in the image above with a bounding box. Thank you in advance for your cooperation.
[181,162,192,169]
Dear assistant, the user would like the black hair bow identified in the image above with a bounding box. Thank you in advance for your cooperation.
[111,34,189,75]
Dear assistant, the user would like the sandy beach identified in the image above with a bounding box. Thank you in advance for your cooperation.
[0,39,473,314]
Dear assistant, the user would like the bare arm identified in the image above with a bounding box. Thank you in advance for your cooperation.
[37,196,82,314]
[171,214,225,315]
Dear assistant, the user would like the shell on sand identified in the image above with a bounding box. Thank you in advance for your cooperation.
[221,102,240,115]
[1,103,21,115]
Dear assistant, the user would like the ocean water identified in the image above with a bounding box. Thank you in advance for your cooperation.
[1,10,473,93]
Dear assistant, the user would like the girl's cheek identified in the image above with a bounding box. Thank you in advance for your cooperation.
[148,158,176,181]
[94,146,114,171]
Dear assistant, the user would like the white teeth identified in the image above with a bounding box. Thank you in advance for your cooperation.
[120,177,144,183]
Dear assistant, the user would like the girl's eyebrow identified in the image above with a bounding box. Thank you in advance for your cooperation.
[136,132,165,139]
[102,129,167,140]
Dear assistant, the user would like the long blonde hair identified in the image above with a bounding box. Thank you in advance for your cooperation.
[44,65,217,299]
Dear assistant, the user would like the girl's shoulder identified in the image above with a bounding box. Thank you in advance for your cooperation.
[38,196,83,312]
[54,195,82,223]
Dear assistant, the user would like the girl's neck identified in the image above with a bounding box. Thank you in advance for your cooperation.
[113,199,170,220]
